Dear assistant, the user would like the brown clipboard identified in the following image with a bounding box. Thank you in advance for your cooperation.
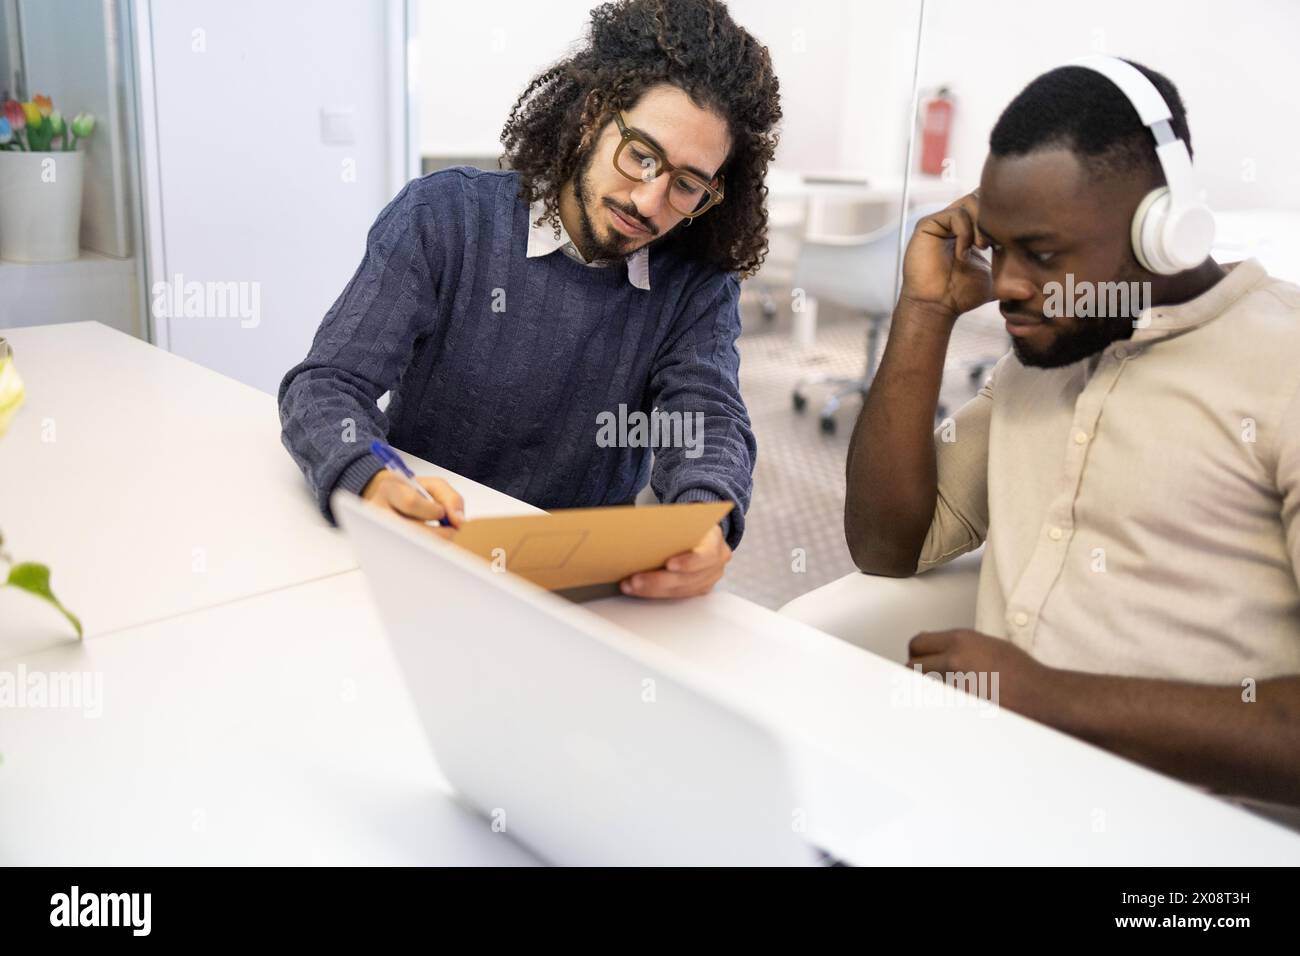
[447,501,733,591]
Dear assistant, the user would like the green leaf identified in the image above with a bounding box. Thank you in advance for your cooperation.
[5,562,82,638]
[25,118,52,152]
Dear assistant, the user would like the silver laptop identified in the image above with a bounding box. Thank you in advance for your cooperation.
[334,492,818,866]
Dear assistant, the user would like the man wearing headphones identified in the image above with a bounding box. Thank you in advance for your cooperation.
[846,59,1300,820]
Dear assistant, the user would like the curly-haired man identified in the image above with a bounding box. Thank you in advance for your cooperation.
[279,0,781,598]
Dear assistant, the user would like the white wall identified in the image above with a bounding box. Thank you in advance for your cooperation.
[140,0,406,393]
[417,0,898,175]
[836,0,922,179]
[146,0,1300,395]
[418,0,589,156]
[723,0,856,174]
[908,0,1300,212]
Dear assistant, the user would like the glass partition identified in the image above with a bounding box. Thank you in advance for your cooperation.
[0,0,147,338]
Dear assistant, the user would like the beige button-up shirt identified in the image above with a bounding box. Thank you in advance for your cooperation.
[921,259,1300,684]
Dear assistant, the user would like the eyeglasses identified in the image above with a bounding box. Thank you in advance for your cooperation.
[611,111,724,220]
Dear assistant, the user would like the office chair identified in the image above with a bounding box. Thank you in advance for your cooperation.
[749,168,810,322]
[790,204,943,434]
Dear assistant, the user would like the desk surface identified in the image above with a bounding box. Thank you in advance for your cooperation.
[0,321,534,650]
[590,592,1300,864]
[0,571,536,865]
[3,321,1298,865]
[8,568,1296,866]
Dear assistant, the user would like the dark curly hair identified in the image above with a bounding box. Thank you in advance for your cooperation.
[499,0,781,278]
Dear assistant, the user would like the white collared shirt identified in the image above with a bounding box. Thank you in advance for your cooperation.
[525,199,651,290]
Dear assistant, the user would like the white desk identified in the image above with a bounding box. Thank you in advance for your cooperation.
[3,321,1298,865]
[8,567,1295,866]
[768,171,962,207]
[1214,208,1300,285]
[0,572,535,865]
[0,321,534,651]
[591,593,1300,864]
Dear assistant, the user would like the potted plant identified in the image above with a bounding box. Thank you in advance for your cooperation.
[0,94,97,263]
[0,337,81,636]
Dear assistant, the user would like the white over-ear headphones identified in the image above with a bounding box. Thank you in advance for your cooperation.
[1071,55,1215,275]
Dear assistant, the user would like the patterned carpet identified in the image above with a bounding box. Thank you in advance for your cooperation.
[719,297,1008,610]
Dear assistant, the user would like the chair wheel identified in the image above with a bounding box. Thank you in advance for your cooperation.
[792,393,807,413]
[819,415,836,435]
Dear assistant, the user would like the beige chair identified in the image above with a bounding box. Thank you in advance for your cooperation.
[778,550,982,664]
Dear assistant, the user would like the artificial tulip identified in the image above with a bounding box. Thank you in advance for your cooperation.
[0,345,26,437]
[2,99,24,131]
[70,112,96,139]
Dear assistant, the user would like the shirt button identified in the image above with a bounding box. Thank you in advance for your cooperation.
[1074,431,1089,445]
[1114,346,1127,359]
[1048,527,1064,541]
[1013,612,1030,627]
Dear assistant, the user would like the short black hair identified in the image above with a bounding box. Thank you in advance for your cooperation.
[989,59,1191,183]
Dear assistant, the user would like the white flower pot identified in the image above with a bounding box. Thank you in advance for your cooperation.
[0,150,86,263]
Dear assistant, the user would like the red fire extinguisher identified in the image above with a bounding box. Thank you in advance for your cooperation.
[919,86,954,177]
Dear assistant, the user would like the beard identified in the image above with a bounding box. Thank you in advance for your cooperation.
[1011,263,1147,369]
[1010,312,1136,369]
[570,148,660,262]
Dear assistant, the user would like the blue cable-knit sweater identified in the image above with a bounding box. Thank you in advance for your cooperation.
[278,167,756,547]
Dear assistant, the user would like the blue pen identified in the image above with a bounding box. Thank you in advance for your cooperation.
[370,440,452,527]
